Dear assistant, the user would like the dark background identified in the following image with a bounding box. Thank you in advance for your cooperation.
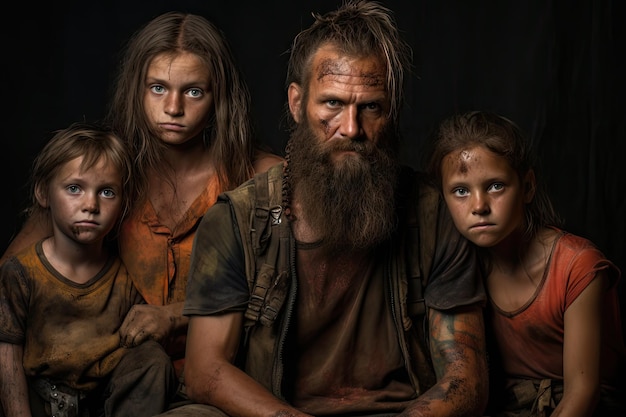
[4,1,625,315]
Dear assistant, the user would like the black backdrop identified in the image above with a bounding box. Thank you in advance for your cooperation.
[4,1,625,315]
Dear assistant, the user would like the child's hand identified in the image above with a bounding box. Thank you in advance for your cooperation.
[118,303,176,347]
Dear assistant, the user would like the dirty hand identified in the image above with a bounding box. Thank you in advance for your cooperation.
[118,303,176,347]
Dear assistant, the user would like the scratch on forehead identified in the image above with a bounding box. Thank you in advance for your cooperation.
[455,150,472,174]
[316,58,384,86]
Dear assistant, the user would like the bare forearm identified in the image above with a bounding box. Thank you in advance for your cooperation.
[187,361,310,417]
[166,301,188,335]
[552,276,602,417]
[402,368,487,416]
[0,343,31,417]
[550,378,599,417]
[401,308,488,416]
[163,301,189,356]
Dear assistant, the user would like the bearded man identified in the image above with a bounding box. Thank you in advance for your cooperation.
[159,1,489,417]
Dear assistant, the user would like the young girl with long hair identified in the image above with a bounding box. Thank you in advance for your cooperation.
[428,110,625,416]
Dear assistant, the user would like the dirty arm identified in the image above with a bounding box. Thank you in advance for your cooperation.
[551,274,604,417]
[402,306,489,417]
[0,342,31,417]
[184,313,311,417]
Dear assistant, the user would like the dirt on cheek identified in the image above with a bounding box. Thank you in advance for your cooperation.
[70,226,94,236]
[320,119,330,135]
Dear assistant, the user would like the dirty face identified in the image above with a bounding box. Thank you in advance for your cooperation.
[441,145,533,248]
[40,156,123,246]
[285,44,398,249]
[288,44,391,166]
[143,51,214,148]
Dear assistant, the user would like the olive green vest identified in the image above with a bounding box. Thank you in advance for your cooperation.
[222,162,440,399]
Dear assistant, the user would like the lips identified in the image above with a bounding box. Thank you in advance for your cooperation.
[469,222,494,230]
[75,220,99,226]
[159,123,185,131]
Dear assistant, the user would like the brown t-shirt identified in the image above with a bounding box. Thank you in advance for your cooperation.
[292,243,415,414]
[185,196,485,415]
[0,241,143,391]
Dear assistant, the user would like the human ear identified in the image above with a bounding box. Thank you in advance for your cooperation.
[288,82,303,123]
[34,183,49,208]
[523,169,536,203]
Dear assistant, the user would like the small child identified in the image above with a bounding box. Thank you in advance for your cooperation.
[0,122,177,417]
[428,110,625,416]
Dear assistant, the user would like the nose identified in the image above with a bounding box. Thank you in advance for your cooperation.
[164,92,184,117]
[83,193,100,214]
[337,106,362,140]
[471,192,490,216]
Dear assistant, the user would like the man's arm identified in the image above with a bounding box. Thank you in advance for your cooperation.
[183,313,311,417]
[0,342,31,417]
[403,306,488,416]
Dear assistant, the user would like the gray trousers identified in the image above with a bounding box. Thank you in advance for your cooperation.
[26,340,177,417]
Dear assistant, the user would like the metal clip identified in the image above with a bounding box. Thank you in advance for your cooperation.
[270,206,282,225]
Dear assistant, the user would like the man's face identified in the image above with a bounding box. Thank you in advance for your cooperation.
[286,45,399,251]
[288,44,392,164]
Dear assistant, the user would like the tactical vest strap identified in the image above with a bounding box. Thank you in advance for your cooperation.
[251,171,270,255]
[243,164,291,328]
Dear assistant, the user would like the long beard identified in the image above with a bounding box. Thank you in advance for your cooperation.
[287,120,399,252]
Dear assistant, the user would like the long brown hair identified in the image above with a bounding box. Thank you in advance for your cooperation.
[106,11,255,198]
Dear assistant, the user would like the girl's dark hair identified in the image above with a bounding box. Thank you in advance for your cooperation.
[427,110,562,241]
[106,11,256,198]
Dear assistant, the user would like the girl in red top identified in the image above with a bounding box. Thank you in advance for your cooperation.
[428,110,625,417]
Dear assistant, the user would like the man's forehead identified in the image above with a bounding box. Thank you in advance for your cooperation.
[315,59,385,86]
[311,46,385,85]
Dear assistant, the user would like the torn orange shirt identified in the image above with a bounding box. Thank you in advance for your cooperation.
[118,175,221,376]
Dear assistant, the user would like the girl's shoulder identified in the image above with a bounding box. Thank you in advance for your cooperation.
[547,226,621,286]
[548,226,603,253]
